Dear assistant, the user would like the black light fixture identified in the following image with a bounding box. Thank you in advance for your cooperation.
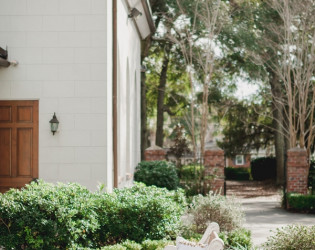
[128,8,142,19]
[0,46,18,67]
[49,113,59,135]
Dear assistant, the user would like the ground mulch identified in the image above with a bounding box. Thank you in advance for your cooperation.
[226,180,282,198]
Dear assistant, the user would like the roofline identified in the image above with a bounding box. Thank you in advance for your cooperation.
[141,0,156,35]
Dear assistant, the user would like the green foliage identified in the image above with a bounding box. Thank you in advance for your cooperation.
[0,181,99,249]
[225,167,250,181]
[217,101,274,158]
[101,239,174,250]
[185,192,244,233]
[179,164,204,180]
[141,239,174,250]
[0,181,186,249]
[251,157,276,181]
[97,182,186,244]
[134,161,179,190]
[177,164,208,197]
[263,225,315,250]
[286,193,315,212]
[309,159,315,194]
[219,228,252,249]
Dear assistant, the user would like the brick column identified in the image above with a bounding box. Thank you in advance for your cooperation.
[144,145,166,161]
[287,148,309,194]
[204,146,225,195]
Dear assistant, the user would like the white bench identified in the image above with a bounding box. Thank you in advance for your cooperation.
[164,222,224,250]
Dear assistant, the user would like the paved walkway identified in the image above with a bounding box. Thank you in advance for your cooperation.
[239,195,315,248]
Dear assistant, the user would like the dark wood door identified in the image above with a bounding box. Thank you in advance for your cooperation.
[0,100,38,192]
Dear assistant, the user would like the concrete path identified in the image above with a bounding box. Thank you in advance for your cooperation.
[239,195,315,248]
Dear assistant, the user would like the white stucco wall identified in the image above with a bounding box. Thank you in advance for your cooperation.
[0,0,113,191]
[116,0,141,187]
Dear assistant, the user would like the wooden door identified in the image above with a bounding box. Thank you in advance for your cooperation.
[0,100,38,192]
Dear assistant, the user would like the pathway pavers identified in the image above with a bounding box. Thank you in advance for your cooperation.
[239,195,315,248]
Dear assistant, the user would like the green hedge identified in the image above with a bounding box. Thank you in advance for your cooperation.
[134,161,179,190]
[225,167,250,181]
[287,193,315,212]
[0,181,186,249]
[309,160,315,194]
[251,157,276,181]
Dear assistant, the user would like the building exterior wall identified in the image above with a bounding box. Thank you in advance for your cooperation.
[0,0,113,191]
[227,155,251,168]
[116,0,142,188]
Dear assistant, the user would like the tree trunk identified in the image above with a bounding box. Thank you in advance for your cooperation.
[269,71,286,184]
[156,44,171,147]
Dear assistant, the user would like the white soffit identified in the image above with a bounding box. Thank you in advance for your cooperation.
[127,0,154,39]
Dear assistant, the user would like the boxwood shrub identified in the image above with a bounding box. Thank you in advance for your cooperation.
[0,181,99,249]
[134,161,179,190]
[287,193,315,212]
[0,181,186,249]
[225,167,250,181]
[96,182,186,244]
[251,157,276,180]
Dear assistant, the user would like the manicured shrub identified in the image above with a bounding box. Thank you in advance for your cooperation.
[263,225,315,249]
[96,182,186,244]
[0,181,99,249]
[251,157,276,180]
[225,167,250,181]
[287,193,315,212]
[0,181,186,249]
[219,228,252,249]
[309,159,315,194]
[134,161,179,190]
[185,192,244,233]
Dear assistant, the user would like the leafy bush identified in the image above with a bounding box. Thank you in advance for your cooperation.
[178,164,206,197]
[251,157,276,180]
[141,239,174,250]
[101,239,174,250]
[225,167,250,181]
[219,228,252,249]
[263,225,315,249]
[96,182,186,244]
[0,181,99,249]
[0,181,186,249]
[134,161,179,190]
[309,159,315,194]
[287,193,315,212]
[185,192,244,233]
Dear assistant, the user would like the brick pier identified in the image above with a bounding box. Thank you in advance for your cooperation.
[286,148,309,194]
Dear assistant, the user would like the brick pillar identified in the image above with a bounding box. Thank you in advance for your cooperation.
[204,146,225,195]
[287,148,309,194]
[144,145,166,161]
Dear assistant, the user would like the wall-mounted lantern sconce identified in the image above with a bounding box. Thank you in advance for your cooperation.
[0,46,19,68]
[49,112,59,135]
[128,8,142,19]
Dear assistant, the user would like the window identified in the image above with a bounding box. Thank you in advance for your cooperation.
[235,155,245,165]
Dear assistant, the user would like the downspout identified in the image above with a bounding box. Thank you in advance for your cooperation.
[113,0,118,188]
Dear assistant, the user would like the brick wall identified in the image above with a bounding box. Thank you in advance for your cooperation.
[144,145,166,161]
[204,147,225,195]
[286,148,309,194]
